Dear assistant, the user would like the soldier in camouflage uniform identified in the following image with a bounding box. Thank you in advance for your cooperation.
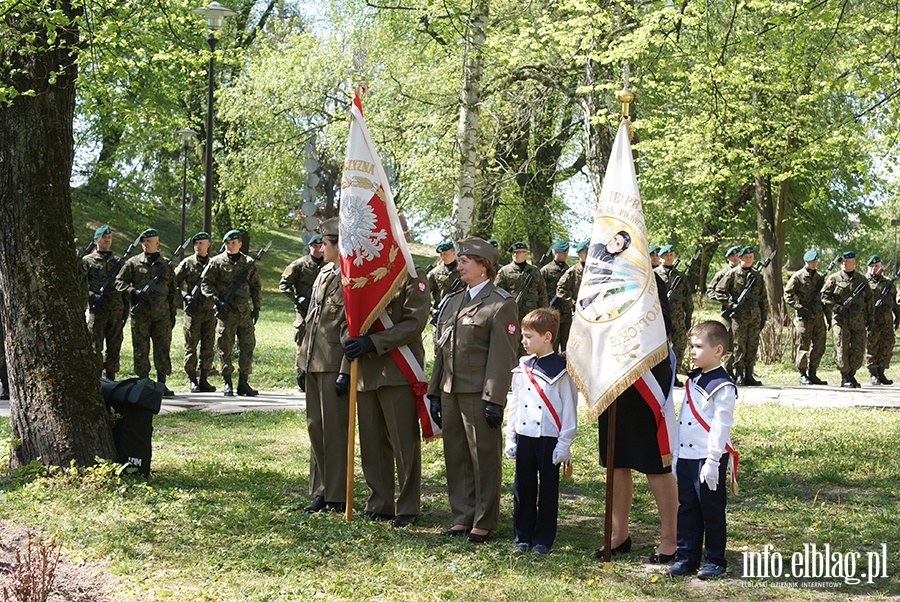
[82,225,127,380]
[541,240,569,351]
[821,251,874,388]
[865,255,900,385]
[655,244,693,386]
[649,245,661,268]
[783,250,828,385]
[115,228,178,396]
[495,242,547,356]
[555,240,589,352]
[714,246,767,386]
[707,245,740,376]
[201,229,262,397]
[427,241,461,318]
[280,234,325,389]
[174,232,217,393]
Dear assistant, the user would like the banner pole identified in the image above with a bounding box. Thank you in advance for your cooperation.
[344,360,358,521]
[603,399,617,564]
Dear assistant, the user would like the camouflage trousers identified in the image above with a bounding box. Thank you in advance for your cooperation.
[87,307,124,376]
[793,315,826,373]
[669,309,690,375]
[183,310,216,374]
[731,310,762,373]
[866,314,894,372]
[216,309,256,377]
[556,319,572,353]
[832,314,867,373]
[131,314,173,379]
[720,315,734,374]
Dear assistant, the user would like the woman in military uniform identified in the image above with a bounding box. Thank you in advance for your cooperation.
[428,237,519,543]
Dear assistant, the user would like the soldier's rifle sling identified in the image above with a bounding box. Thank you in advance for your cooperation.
[185,244,226,309]
[515,249,551,306]
[91,233,143,311]
[799,254,839,318]
[220,241,271,307]
[666,248,700,301]
[131,237,192,315]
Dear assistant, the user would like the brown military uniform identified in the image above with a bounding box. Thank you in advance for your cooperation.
[655,264,693,375]
[822,269,874,379]
[783,266,826,378]
[280,253,325,370]
[706,265,735,374]
[428,281,519,531]
[714,265,768,383]
[866,272,900,378]
[541,260,569,351]
[555,261,583,352]
[83,249,126,377]
[174,253,216,376]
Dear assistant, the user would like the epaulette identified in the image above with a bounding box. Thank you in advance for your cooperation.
[494,288,512,299]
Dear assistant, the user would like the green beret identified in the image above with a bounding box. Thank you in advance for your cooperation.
[725,245,740,258]
[648,245,661,255]
[139,228,158,241]
[868,254,881,265]
[739,245,754,256]
[93,225,111,240]
[487,239,499,247]
[436,240,455,253]
[508,241,528,253]
[802,249,818,262]
[659,244,674,255]
[457,237,500,266]
[192,231,210,243]
[841,251,855,260]
[575,239,590,253]
[551,240,570,253]
[320,217,339,237]
[222,229,242,243]
[307,234,323,245]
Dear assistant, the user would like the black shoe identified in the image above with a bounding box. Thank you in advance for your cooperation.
[648,552,676,564]
[323,502,346,513]
[799,372,811,385]
[808,370,827,385]
[880,371,894,385]
[223,376,234,397]
[355,510,392,521]
[733,372,745,386]
[871,374,882,386]
[841,373,854,388]
[668,560,700,576]
[237,375,258,397]
[304,495,325,513]
[849,372,861,388]
[440,527,468,537]
[594,535,632,559]
[673,379,684,388]
[104,370,116,381]
[744,373,763,386]
[162,386,175,398]
[199,370,217,392]
[467,531,491,543]
[391,514,418,527]
[190,381,201,393]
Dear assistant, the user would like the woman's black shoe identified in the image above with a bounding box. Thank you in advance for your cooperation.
[648,552,676,564]
[594,535,632,559]
[440,527,468,537]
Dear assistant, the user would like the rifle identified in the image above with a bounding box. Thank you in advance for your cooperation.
[666,248,699,302]
[431,277,462,326]
[797,254,840,321]
[515,250,551,306]
[90,233,142,311]
[721,252,775,319]
[834,280,869,323]
[874,266,900,311]
[131,238,192,315]
[216,241,271,317]
[77,238,95,260]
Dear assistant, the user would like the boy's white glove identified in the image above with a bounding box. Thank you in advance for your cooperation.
[505,442,517,459]
[699,458,720,491]
[552,445,570,466]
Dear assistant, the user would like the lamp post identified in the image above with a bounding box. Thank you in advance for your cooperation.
[177,128,198,244]
[892,219,900,269]
[192,1,236,234]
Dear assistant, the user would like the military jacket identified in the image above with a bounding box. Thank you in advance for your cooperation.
[427,261,460,309]
[555,262,584,324]
[83,249,124,312]
[822,270,874,322]
[654,265,693,318]
[706,266,732,303]
[867,273,900,325]
[200,252,262,312]
[115,252,177,319]
[174,253,214,314]
[714,265,768,318]
[783,267,825,318]
[494,261,548,316]
[541,260,568,308]
[298,265,350,374]
[279,254,324,321]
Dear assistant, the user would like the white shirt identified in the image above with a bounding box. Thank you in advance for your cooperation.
[674,369,736,461]
[467,278,489,299]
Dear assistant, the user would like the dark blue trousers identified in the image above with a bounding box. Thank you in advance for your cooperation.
[675,454,729,568]
[513,435,560,548]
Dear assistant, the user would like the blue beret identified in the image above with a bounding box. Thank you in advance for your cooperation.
[192,231,210,243]
[487,239,499,247]
[648,245,661,255]
[93,225,111,239]
[551,240,570,253]
[436,240,455,253]
[659,244,674,255]
[725,245,740,258]
[841,251,855,259]
[139,228,158,241]
[802,249,818,262]
[222,229,242,242]
[508,241,528,253]
[739,246,754,256]
[307,234,323,245]
[868,254,881,265]
[575,239,590,253]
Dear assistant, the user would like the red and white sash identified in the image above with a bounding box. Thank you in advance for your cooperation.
[685,380,739,495]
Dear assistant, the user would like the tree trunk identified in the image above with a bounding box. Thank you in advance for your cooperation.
[580,57,615,197]
[0,2,117,468]
[753,170,785,322]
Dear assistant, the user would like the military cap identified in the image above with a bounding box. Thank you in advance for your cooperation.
[93,225,111,240]
[841,251,856,259]
[487,239,499,247]
[659,244,675,255]
[868,254,881,265]
[725,245,740,258]
[192,231,210,243]
[802,249,819,262]
[307,233,323,245]
[508,241,528,253]
[139,228,158,241]
[436,240,455,253]
[575,239,590,253]
[222,229,242,243]
[457,237,500,266]
[551,240,570,253]
[648,245,661,255]
[739,245,754,256]
[320,217,339,237]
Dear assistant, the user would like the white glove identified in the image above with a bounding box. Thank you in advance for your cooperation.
[505,442,517,459]
[552,445,571,466]
[699,458,720,491]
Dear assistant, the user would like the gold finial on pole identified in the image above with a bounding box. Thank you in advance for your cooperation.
[617,86,634,119]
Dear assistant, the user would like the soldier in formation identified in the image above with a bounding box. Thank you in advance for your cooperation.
[200,230,262,397]
[174,232,217,393]
[82,225,127,380]
[707,245,740,377]
[427,241,461,318]
[783,250,828,385]
[655,244,693,386]
[541,241,569,351]
[280,234,326,390]
[714,246,767,386]
[822,251,874,389]
[495,242,547,356]
[649,245,661,269]
[115,228,178,396]
[865,255,899,386]
[554,240,589,352]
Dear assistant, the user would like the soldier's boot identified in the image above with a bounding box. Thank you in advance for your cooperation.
[104,370,116,381]
[848,371,861,389]
[870,369,882,386]
[223,375,234,397]
[799,370,812,385]
[159,374,175,398]
[0,376,9,401]
[733,369,745,386]
[189,371,201,393]
[237,373,258,397]
[198,370,217,393]
[807,368,827,386]
[744,366,763,387]
[879,370,894,386]
[841,372,854,388]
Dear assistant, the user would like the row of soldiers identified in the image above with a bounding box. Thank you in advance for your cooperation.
[82,226,261,397]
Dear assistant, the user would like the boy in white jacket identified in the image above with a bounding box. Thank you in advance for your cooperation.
[505,308,577,555]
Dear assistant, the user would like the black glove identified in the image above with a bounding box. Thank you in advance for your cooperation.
[183,294,194,308]
[485,402,504,429]
[215,298,228,314]
[335,373,350,397]
[428,395,442,428]
[294,296,305,312]
[876,298,885,309]
[894,315,899,330]
[296,369,306,392]
[760,317,766,331]
[251,306,260,324]
[170,312,177,329]
[684,314,691,330]
[132,289,151,305]
[797,307,811,320]
[866,318,873,330]
[729,303,740,315]
[344,336,375,360]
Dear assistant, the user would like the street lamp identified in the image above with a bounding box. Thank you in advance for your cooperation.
[191,1,236,234]
[177,128,198,244]
[892,219,900,268]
